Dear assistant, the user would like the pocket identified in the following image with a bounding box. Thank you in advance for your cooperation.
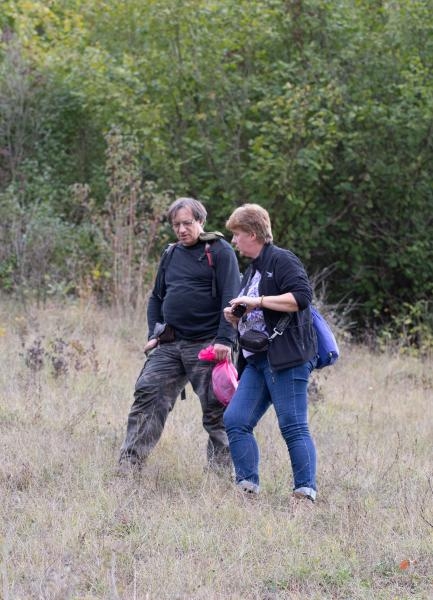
[157,323,176,344]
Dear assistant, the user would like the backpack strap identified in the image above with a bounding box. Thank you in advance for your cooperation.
[198,231,224,299]
[157,232,224,300]
[155,243,177,300]
[204,242,217,296]
[204,242,213,267]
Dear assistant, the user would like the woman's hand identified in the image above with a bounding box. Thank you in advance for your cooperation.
[229,296,260,312]
[223,305,240,327]
[230,293,299,314]
[224,296,259,327]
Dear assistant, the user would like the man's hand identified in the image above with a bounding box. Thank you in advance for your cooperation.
[213,343,231,362]
[144,338,158,355]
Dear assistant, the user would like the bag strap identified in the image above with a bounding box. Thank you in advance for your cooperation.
[268,313,293,341]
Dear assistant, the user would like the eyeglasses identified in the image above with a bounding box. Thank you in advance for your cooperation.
[172,219,196,230]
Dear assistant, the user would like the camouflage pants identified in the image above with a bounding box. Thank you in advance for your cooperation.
[119,338,231,468]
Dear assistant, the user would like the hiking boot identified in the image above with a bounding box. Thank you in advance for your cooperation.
[206,445,233,477]
[115,459,141,478]
[206,454,234,477]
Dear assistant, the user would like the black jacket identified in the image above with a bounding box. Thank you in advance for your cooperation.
[241,243,317,370]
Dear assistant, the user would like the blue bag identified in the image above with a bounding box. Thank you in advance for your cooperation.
[311,307,339,369]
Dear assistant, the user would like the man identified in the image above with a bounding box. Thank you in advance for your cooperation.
[118,197,240,473]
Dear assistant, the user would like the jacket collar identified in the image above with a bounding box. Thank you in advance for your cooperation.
[251,242,272,272]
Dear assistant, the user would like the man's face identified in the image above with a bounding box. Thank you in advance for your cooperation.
[171,207,203,246]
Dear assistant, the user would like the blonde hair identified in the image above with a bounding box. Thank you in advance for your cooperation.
[226,203,273,243]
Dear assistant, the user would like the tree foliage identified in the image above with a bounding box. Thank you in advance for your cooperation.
[1,0,432,338]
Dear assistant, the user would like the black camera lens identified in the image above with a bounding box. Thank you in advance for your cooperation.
[231,303,247,318]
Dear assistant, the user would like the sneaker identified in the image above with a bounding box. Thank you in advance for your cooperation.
[292,491,315,502]
[236,479,260,495]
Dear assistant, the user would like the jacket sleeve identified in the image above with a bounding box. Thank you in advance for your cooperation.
[214,243,241,346]
[274,251,313,310]
[146,256,166,339]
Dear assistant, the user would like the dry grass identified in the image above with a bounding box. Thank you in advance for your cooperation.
[0,299,432,600]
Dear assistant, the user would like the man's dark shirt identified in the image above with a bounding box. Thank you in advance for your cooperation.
[147,238,240,346]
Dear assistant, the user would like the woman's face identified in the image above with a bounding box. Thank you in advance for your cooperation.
[230,228,262,258]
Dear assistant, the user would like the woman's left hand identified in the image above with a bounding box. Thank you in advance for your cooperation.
[230,292,299,314]
[229,296,260,312]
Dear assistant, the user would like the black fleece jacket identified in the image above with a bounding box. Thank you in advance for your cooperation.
[241,243,317,370]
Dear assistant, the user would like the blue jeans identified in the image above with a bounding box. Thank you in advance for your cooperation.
[223,353,317,498]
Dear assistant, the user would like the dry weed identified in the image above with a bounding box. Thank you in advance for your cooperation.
[0,299,432,599]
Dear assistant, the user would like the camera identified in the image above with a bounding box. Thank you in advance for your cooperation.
[231,303,247,318]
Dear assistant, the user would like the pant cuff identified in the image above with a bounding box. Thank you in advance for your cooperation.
[294,486,316,501]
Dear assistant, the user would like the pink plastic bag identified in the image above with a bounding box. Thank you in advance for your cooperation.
[198,346,238,406]
[197,345,217,361]
[212,359,238,406]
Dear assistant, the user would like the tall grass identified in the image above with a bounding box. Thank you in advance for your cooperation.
[0,299,432,599]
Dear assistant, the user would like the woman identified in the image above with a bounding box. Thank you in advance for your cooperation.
[223,204,318,504]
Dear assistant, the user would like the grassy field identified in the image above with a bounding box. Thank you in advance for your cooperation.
[0,299,432,600]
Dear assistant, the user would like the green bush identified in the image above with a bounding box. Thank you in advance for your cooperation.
[1,0,433,341]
